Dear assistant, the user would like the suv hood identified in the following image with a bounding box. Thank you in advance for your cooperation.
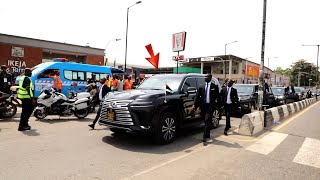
[105,89,165,100]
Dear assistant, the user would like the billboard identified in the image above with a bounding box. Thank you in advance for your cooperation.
[172,31,186,52]
[246,65,259,78]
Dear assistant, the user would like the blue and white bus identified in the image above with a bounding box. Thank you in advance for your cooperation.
[30,62,123,98]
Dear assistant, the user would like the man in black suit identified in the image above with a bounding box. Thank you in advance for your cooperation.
[220,79,239,136]
[194,74,220,143]
[89,77,110,129]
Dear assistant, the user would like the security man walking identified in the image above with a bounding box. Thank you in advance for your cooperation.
[17,68,36,131]
[194,74,220,143]
[220,79,239,136]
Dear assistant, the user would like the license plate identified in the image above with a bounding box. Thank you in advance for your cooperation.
[106,109,115,121]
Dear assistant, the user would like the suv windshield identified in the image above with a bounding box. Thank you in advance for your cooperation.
[271,87,285,95]
[137,75,183,92]
[233,85,254,94]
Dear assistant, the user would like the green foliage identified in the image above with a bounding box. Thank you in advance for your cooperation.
[290,59,318,86]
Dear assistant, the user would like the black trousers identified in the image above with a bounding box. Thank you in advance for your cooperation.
[224,104,232,131]
[92,105,102,126]
[19,99,35,127]
[202,104,214,139]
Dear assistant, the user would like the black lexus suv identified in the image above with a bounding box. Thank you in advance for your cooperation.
[99,74,221,144]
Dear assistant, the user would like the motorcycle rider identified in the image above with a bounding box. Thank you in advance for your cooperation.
[17,68,36,131]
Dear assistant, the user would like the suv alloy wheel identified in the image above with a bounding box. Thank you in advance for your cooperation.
[211,109,220,128]
[153,112,176,144]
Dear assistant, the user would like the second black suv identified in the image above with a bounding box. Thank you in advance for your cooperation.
[99,74,221,144]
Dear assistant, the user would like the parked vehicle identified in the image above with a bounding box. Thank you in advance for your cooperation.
[295,87,307,100]
[232,84,258,114]
[0,92,17,119]
[29,61,123,98]
[34,88,90,120]
[99,74,221,144]
[311,89,320,97]
[271,87,287,105]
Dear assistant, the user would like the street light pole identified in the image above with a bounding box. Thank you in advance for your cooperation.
[124,1,142,74]
[224,41,238,80]
[104,39,121,65]
[244,57,252,84]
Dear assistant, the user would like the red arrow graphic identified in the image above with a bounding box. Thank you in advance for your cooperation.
[145,44,159,69]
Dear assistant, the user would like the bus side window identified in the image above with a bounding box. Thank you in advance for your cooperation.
[64,70,72,80]
[72,72,78,80]
[78,72,85,81]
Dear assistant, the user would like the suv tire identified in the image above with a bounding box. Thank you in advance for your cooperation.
[152,112,177,144]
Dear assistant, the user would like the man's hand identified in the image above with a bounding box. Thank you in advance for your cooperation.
[32,99,37,106]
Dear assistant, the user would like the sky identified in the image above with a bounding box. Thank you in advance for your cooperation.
[1,0,320,70]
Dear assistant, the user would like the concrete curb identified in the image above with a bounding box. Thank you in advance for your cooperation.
[238,97,317,136]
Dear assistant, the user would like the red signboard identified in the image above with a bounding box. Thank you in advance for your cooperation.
[246,65,260,78]
[172,55,184,61]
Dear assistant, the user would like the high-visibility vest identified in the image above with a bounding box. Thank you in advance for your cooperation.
[17,76,34,99]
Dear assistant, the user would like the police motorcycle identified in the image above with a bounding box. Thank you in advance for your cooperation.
[34,88,90,119]
[0,92,17,119]
[67,87,96,113]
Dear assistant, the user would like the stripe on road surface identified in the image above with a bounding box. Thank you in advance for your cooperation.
[293,138,320,169]
[246,132,288,155]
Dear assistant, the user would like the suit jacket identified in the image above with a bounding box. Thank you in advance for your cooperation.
[220,86,239,106]
[95,84,110,103]
[285,86,295,94]
[195,82,220,111]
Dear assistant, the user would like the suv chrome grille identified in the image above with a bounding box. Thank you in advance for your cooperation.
[100,99,134,126]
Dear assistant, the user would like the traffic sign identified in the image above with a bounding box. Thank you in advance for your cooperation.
[172,55,184,61]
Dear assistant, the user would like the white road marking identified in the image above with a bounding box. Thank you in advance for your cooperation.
[246,132,288,155]
[293,138,320,169]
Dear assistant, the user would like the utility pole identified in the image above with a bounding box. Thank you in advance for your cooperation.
[258,0,267,110]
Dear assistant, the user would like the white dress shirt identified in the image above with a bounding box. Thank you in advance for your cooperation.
[226,87,232,104]
[205,82,211,103]
[99,84,105,101]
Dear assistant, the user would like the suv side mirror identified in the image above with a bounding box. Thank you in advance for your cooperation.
[187,87,197,95]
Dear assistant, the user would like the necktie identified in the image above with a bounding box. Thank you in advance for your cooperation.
[204,83,209,103]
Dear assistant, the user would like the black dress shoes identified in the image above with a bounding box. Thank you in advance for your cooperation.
[224,130,228,136]
[88,124,95,129]
[18,126,31,131]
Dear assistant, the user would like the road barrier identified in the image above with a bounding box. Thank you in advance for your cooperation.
[238,111,264,136]
[238,97,317,136]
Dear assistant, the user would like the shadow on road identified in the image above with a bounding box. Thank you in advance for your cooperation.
[212,139,242,148]
[36,117,92,124]
[22,129,40,136]
[101,125,225,154]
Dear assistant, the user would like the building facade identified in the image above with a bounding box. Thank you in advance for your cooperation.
[181,55,290,86]
[0,33,104,73]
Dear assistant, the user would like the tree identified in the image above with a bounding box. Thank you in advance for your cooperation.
[274,67,292,76]
[290,59,318,87]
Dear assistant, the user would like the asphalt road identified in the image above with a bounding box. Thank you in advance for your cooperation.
[0,102,319,180]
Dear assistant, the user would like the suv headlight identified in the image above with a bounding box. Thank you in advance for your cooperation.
[276,95,284,99]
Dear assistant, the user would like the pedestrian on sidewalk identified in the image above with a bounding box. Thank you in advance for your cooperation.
[17,68,36,131]
[88,77,110,129]
[220,79,239,136]
[193,74,221,143]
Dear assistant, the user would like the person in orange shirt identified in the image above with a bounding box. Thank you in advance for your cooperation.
[52,71,62,93]
[105,74,112,88]
[112,75,119,91]
[124,75,133,90]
